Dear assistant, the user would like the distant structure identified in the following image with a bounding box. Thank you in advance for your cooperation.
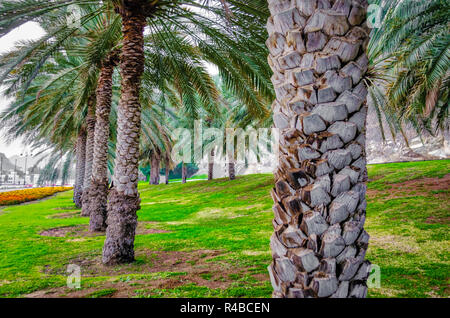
[0,152,39,186]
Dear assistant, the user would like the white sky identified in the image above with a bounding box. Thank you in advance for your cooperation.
[0,22,46,157]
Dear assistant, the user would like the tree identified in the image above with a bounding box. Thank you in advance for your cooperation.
[98,0,152,265]
[1,0,275,265]
[149,148,161,185]
[266,0,371,298]
[88,50,120,231]
[74,128,87,207]
[368,0,449,135]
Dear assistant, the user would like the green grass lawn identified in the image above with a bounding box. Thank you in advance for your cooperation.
[0,160,448,298]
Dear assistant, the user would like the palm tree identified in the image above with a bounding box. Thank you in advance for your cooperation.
[1,0,275,265]
[88,50,120,230]
[266,0,371,298]
[78,13,123,229]
[100,0,158,265]
[102,0,273,265]
[368,0,449,136]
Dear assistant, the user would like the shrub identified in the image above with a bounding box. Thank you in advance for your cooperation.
[0,187,72,206]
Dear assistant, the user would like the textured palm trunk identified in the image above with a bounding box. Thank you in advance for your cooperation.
[266,0,371,298]
[74,128,87,208]
[150,152,160,185]
[88,52,118,232]
[102,8,146,265]
[208,149,214,180]
[81,94,96,216]
[182,162,187,184]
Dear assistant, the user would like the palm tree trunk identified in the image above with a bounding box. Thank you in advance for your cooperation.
[88,52,118,232]
[81,94,96,216]
[165,157,170,184]
[102,8,147,265]
[208,148,214,180]
[228,150,235,180]
[150,152,160,185]
[267,0,371,298]
[228,162,236,180]
[182,162,187,184]
[74,128,87,208]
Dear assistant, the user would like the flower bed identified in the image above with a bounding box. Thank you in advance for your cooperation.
[0,187,72,206]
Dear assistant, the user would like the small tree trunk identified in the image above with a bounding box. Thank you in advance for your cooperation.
[266,0,371,298]
[228,162,236,180]
[227,149,236,180]
[103,9,146,266]
[88,52,118,232]
[149,163,153,185]
[81,94,96,216]
[74,128,87,208]
[182,162,187,184]
[208,148,214,180]
[165,157,170,184]
[150,153,160,185]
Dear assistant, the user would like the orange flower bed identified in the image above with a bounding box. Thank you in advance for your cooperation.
[0,187,72,206]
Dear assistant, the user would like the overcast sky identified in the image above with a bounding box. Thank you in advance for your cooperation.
[0,22,46,157]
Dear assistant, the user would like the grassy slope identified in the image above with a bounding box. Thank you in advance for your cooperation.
[0,160,448,298]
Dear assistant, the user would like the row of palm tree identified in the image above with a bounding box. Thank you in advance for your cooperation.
[0,0,447,297]
[368,0,449,139]
[0,0,272,265]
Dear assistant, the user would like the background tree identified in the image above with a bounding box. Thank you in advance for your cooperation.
[368,0,449,137]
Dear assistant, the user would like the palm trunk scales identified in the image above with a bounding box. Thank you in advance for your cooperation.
[266,0,371,298]
[88,52,118,232]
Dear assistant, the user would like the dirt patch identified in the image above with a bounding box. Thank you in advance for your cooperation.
[39,222,171,238]
[43,249,225,277]
[39,225,103,238]
[370,234,419,254]
[137,222,171,235]
[425,216,450,224]
[397,174,450,192]
[138,228,170,234]
[30,249,265,298]
[47,211,80,219]
[53,206,80,211]
[367,175,385,182]
[367,174,450,201]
